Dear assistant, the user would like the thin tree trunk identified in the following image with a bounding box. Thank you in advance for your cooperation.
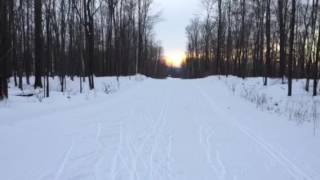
[0,0,9,100]
[34,0,43,88]
[264,0,271,86]
[288,0,296,96]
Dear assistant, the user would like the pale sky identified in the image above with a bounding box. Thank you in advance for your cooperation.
[153,0,201,57]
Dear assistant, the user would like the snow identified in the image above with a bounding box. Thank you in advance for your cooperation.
[0,76,320,180]
[223,76,320,130]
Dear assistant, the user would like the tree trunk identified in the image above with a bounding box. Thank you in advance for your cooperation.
[314,14,320,96]
[278,0,287,82]
[34,0,43,88]
[264,0,271,86]
[288,0,296,96]
[0,0,9,100]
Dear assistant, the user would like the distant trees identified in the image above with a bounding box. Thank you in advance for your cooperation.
[185,17,201,77]
[184,0,320,96]
[0,0,166,100]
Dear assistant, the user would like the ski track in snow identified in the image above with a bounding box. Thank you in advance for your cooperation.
[53,138,75,180]
[93,84,172,180]
[195,82,320,180]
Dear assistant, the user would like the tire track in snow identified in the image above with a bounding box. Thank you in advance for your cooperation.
[215,150,227,180]
[166,135,174,180]
[108,99,168,180]
[148,88,170,180]
[200,125,226,180]
[53,137,75,180]
[234,123,315,180]
[195,83,227,180]
[129,104,170,180]
[94,86,172,180]
[94,111,129,180]
[137,100,173,180]
[195,83,318,180]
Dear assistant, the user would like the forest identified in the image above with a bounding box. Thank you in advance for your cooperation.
[1,0,320,101]
[0,0,167,100]
[184,0,320,96]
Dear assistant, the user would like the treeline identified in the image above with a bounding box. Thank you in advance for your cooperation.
[0,0,167,100]
[183,0,319,96]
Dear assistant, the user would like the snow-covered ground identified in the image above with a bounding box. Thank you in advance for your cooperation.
[223,76,320,131]
[0,76,319,180]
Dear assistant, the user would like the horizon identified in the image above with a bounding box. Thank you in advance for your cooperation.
[154,0,200,63]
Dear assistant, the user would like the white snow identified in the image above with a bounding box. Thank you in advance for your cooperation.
[0,76,319,180]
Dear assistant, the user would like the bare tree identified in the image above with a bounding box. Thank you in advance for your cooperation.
[34,0,43,88]
[184,0,319,96]
[314,15,320,96]
[264,0,271,86]
[288,0,296,96]
[278,0,288,83]
[1,0,164,100]
[0,0,9,99]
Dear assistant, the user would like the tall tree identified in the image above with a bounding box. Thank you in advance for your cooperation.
[264,0,271,86]
[306,0,318,91]
[0,0,9,100]
[216,0,223,75]
[202,0,214,75]
[226,0,232,76]
[44,0,53,97]
[278,0,288,82]
[240,0,247,79]
[288,0,296,96]
[314,16,320,96]
[34,0,43,88]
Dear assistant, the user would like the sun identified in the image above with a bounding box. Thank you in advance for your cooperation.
[164,50,186,68]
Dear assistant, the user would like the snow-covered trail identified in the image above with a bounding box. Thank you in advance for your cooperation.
[1,78,320,180]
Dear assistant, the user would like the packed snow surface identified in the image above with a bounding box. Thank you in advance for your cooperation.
[1,76,320,180]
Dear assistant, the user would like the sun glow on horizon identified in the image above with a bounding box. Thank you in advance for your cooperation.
[164,50,186,68]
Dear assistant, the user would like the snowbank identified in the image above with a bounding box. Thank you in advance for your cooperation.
[0,75,146,125]
[222,76,320,133]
